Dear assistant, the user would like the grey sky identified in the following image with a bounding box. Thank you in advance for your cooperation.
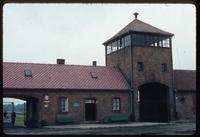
[3,4,196,104]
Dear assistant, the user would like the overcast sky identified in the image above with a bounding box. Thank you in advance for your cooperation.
[3,3,196,104]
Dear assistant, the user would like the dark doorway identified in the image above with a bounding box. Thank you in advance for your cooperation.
[85,99,96,121]
[139,82,169,122]
[26,98,39,127]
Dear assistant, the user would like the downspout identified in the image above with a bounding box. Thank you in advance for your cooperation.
[128,85,133,113]
[170,37,177,121]
[130,31,135,120]
[117,66,132,113]
[105,45,107,66]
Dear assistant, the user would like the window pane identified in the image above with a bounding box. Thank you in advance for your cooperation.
[125,35,131,47]
[163,39,169,47]
[161,63,167,72]
[60,98,68,112]
[122,37,125,47]
[112,41,118,52]
[113,98,120,111]
[133,34,145,45]
[107,44,112,54]
[138,62,144,72]
[118,39,122,49]
[24,69,32,77]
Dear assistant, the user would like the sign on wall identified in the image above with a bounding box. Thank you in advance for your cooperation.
[72,101,80,108]
[43,95,50,108]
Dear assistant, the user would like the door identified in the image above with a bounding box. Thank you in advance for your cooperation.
[85,99,96,121]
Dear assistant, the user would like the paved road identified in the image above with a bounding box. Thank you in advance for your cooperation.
[3,122,196,135]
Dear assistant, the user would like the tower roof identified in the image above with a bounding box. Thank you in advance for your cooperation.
[103,16,174,45]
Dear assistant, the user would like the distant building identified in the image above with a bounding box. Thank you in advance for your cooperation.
[3,13,196,127]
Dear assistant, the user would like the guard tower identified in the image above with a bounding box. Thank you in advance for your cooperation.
[103,13,176,122]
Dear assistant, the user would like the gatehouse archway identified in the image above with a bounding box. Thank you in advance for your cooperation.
[3,94,40,128]
[138,82,169,122]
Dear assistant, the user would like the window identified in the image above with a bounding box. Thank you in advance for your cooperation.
[112,98,120,111]
[107,44,112,54]
[180,97,185,103]
[137,62,144,72]
[24,69,32,77]
[124,35,131,47]
[158,36,164,47]
[133,34,145,46]
[112,41,118,52]
[161,63,167,72]
[90,72,98,79]
[59,97,69,112]
[163,38,170,47]
[121,37,125,47]
[118,39,122,49]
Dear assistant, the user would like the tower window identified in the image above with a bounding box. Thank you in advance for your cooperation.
[137,62,144,72]
[107,44,112,54]
[161,63,167,72]
[124,35,131,47]
[24,69,32,77]
[118,39,122,49]
[112,41,118,52]
[180,97,185,104]
[121,37,125,47]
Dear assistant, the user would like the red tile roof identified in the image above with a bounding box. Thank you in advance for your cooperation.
[103,19,174,45]
[3,62,129,90]
[174,70,196,91]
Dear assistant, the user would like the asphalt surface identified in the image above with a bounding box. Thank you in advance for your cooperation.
[3,121,196,135]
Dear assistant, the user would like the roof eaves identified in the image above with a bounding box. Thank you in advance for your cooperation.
[3,87,129,91]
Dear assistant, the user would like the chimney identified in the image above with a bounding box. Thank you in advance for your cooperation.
[57,59,65,64]
[133,12,139,19]
[92,61,97,66]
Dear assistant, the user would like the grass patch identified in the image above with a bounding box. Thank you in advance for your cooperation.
[5,112,25,124]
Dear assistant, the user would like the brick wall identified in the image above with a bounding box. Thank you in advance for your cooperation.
[3,89,130,125]
[175,91,196,120]
[106,46,175,121]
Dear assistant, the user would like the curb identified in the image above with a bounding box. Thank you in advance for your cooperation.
[43,122,171,129]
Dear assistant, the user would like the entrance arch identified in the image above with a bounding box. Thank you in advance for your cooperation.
[138,82,169,122]
[3,94,40,128]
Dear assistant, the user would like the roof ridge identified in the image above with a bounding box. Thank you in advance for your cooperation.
[3,62,116,68]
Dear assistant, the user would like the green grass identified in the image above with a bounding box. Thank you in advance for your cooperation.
[6,112,25,124]
[16,112,25,124]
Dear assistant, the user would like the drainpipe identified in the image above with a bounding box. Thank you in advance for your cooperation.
[116,66,133,114]
[170,37,177,121]
[130,32,135,120]
[128,87,133,113]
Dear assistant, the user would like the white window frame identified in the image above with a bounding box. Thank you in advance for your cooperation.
[60,98,68,112]
[112,98,120,111]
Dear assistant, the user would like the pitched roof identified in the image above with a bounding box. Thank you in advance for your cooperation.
[103,19,174,45]
[174,70,196,91]
[3,62,129,90]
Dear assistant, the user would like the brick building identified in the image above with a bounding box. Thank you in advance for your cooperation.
[3,13,196,127]
[174,70,196,120]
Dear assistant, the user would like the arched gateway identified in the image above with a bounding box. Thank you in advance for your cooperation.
[3,93,40,128]
[138,82,169,122]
